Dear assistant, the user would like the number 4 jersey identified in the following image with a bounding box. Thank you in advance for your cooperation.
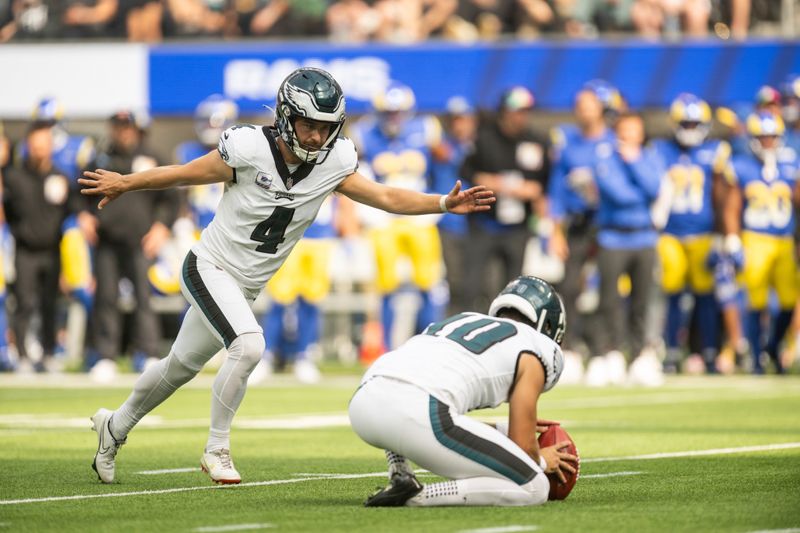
[193,124,358,293]
[363,312,564,414]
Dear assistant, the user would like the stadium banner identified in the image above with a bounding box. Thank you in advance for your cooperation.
[0,44,148,119]
[149,40,800,115]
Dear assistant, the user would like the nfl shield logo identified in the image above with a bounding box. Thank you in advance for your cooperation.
[255,171,273,190]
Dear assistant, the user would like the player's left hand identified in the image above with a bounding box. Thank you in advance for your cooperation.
[79,169,127,210]
[541,441,579,483]
[536,419,560,433]
[444,180,496,214]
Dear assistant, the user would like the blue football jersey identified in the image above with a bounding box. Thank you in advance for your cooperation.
[547,127,615,220]
[730,150,798,236]
[549,123,580,163]
[651,138,731,237]
[351,115,441,193]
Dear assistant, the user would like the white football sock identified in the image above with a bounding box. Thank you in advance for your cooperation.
[386,450,413,479]
[406,475,548,507]
[207,333,264,452]
[111,353,198,440]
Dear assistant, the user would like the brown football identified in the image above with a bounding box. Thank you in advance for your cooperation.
[537,423,580,500]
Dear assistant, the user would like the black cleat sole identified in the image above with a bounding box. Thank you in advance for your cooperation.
[364,474,423,507]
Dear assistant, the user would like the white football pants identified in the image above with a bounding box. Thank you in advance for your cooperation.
[112,252,264,452]
[349,376,549,506]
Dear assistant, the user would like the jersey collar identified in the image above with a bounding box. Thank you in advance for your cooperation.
[263,126,314,189]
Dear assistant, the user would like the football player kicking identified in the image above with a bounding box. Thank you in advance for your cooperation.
[349,276,578,507]
[80,67,495,485]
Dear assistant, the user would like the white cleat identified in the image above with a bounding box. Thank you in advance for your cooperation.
[294,359,321,384]
[628,348,665,387]
[201,448,241,484]
[559,350,585,385]
[247,358,273,386]
[91,408,126,483]
[584,356,610,387]
[89,359,119,384]
[604,350,628,386]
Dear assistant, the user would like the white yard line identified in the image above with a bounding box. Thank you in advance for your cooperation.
[2,442,798,506]
[235,415,351,430]
[580,471,642,479]
[0,413,351,430]
[193,524,274,532]
[745,529,800,533]
[0,472,391,505]
[583,442,800,463]
[136,469,436,478]
[457,526,538,533]
[542,390,800,410]
[136,467,201,475]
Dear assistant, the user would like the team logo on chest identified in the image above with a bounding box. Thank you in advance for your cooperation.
[255,171,274,191]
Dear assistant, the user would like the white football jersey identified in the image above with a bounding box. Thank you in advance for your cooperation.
[363,312,564,414]
[193,124,358,292]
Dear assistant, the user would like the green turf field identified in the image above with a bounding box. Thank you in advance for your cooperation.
[1,374,799,532]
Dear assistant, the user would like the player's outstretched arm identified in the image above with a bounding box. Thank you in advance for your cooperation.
[79,150,233,210]
[336,172,495,215]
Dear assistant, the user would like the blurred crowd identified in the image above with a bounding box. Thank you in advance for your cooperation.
[0,0,785,43]
[1,73,800,386]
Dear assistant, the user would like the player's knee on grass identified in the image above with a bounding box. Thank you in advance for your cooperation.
[520,473,550,506]
[228,332,266,371]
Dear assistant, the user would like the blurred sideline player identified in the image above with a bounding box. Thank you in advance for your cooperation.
[80,110,178,379]
[777,75,800,369]
[429,96,477,315]
[460,87,548,318]
[350,81,445,349]
[350,276,576,507]
[546,80,620,383]
[716,86,782,158]
[0,122,10,371]
[651,94,732,373]
[19,98,95,312]
[754,85,782,118]
[722,112,799,374]
[781,74,800,155]
[0,225,8,372]
[550,79,623,163]
[588,112,665,387]
[252,194,358,384]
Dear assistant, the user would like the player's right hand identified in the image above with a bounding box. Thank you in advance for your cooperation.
[79,169,126,210]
